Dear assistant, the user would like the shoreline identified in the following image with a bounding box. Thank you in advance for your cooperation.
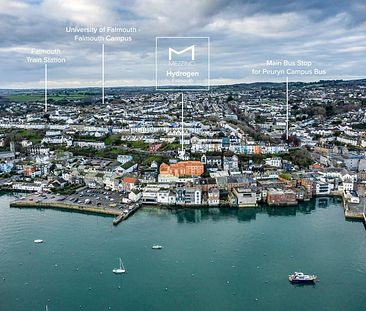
[7,192,365,226]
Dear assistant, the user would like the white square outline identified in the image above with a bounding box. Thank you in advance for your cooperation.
[155,36,210,91]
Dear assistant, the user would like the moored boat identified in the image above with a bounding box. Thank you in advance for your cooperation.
[288,271,317,283]
[152,245,163,250]
[34,239,44,243]
[112,257,126,274]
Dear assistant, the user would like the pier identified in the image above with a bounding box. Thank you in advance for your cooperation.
[338,191,365,223]
[113,203,141,225]
[9,194,140,226]
[10,200,121,216]
[344,208,364,220]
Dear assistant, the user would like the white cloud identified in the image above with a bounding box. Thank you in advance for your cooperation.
[0,0,365,88]
[205,13,302,38]
[0,0,30,14]
[40,0,117,25]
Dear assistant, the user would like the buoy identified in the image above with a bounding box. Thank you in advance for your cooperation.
[255,298,259,301]
[165,287,168,291]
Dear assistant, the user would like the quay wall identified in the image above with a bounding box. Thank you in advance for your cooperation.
[10,200,121,217]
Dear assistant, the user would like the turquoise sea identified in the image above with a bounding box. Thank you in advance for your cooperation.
[0,194,365,311]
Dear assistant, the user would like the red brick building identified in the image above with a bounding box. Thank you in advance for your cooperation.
[159,161,204,177]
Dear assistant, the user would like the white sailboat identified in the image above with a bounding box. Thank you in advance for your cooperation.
[112,258,126,274]
[34,239,44,243]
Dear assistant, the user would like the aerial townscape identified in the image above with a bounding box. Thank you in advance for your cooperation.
[1,1,366,310]
[1,79,365,224]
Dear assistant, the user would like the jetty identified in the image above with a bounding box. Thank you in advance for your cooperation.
[344,208,364,220]
[343,195,366,226]
[113,203,141,225]
[10,195,140,226]
[10,199,121,216]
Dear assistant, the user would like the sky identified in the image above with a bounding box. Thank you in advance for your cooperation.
[0,0,365,89]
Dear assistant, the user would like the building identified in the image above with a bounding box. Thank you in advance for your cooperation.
[73,141,105,149]
[23,165,36,177]
[117,155,133,165]
[121,176,138,192]
[267,188,297,206]
[226,175,255,191]
[207,187,220,206]
[149,143,161,153]
[223,155,239,172]
[344,191,360,204]
[342,177,354,192]
[0,151,15,162]
[159,161,204,177]
[315,182,331,196]
[184,187,202,205]
[141,185,160,204]
[201,154,222,168]
[104,174,120,191]
[0,161,14,173]
[12,182,46,192]
[265,157,282,168]
[157,189,170,204]
[229,187,257,207]
[129,190,142,202]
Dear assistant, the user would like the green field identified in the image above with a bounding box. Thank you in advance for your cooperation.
[6,93,91,103]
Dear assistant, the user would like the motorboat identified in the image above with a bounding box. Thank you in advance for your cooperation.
[112,258,126,274]
[34,239,44,243]
[152,245,163,250]
[288,271,317,283]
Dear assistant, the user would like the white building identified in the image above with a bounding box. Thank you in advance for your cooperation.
[265,157,282,168]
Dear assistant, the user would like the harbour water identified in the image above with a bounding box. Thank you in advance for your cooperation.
[0,194,365,311]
